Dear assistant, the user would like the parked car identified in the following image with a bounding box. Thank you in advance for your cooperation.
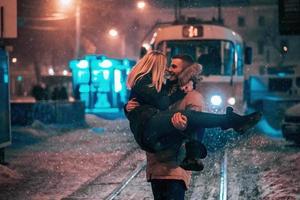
[282,103,300,144]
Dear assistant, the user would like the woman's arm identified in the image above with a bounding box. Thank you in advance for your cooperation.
[133,75,185,110]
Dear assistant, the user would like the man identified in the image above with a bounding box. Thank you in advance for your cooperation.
[126,54,204,200]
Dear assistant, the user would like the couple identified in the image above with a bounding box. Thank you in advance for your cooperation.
[124,51,261,199]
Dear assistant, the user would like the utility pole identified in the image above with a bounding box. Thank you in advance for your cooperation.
[74,0,81,58]
[217,0,223,24]
[174,0,182,22]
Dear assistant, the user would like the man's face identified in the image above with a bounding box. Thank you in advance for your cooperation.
[167,58,185,81]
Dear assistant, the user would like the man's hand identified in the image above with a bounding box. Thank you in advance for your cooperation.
[171,112,187,131]
[181,80,194,93]
[125,98,140,112]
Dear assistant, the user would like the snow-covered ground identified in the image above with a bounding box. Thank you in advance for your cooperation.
[0,115,141,199]
[0,115,299,200]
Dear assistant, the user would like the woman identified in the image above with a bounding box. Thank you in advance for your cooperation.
[125,51,261,153]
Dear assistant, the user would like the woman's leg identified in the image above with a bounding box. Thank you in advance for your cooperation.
[143,110,224,152]
[182,107,261,133]
[143,111,186,152]
[143,108,261,152]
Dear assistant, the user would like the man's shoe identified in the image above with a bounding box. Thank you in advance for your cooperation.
[180,158,204,171]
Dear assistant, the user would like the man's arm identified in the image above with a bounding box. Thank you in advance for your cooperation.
[184,91,204,112]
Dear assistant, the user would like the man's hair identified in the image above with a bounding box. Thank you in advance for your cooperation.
[172,54,194,66]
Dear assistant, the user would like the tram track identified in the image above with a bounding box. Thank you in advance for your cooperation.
[186,150,229,200]
[110,150,230,200]
[65,145,231,200]
[105,160,146,200]
[63,146,146,200]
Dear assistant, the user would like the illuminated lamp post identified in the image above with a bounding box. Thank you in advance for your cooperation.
[108,28,125,57]
[137,1,146,10]
[58,0,81,58]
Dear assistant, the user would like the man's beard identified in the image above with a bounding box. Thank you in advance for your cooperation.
[165,71,177,81]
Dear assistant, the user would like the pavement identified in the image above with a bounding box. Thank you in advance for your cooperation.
[0,114,300,200]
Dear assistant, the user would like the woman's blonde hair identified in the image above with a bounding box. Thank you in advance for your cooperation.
[127,51,166,92]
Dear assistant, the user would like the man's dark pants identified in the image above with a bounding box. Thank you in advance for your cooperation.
[151,179,186,200]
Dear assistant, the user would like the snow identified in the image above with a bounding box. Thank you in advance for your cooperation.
[0,115,299,199]
[0,114,136,199]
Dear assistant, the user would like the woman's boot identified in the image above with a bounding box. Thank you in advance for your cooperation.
[222,107,262,133]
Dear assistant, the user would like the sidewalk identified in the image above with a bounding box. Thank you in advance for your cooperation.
[1,114,299,199]
[0,114,147,200]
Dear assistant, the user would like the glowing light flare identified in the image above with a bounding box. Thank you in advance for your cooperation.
[48,68,55,76]
[210,95,222,106]
[12,57,17,63]
[62,70,68,76]
[137,1,146,9]
[108,29,118,38]
[227,97,236,105]
[59,0,73,7]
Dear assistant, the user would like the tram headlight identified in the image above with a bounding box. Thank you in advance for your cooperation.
[227,97,236,105]
[210,95,222,106]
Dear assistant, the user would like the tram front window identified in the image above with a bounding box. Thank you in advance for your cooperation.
[163,40,236,76]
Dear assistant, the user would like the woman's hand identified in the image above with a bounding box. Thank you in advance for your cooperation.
[125,98,140,112]
[171,112,187,131]
[181,80,194,93]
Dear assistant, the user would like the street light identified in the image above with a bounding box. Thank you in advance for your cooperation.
[137,1,146,10]
[108,28,125,57]
[12,57,17,63]
[57,0,81,58]
[108,29,118,38]
[59,0,72,7]
[74,1,81,59]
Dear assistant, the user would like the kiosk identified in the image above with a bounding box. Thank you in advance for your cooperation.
[70,55,135,113]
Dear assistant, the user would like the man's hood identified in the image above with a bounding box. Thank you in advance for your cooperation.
[178,63,202,86]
